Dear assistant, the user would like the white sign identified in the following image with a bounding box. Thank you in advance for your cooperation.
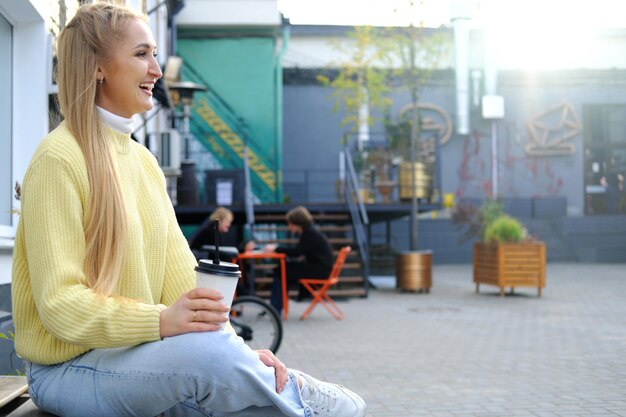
[216,180,233,206]
[482,95,505,119]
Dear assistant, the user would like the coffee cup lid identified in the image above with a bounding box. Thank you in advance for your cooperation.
[195,259,241,278]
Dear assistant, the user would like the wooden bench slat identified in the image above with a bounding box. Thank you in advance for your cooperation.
[0,377,28,409]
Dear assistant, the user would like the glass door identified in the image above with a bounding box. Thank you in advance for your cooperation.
[0,13,13,230]
[583,105,626,214]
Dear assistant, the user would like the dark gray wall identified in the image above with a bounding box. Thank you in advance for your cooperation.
[282,70,458,203]
[283,69,626,264]
[368,213,626,271]
[282,84,345,202]
[283,69,626,216]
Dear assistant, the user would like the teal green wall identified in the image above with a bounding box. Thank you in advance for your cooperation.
[177,36,281,202]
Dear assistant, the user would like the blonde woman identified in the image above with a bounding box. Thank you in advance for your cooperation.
[188,207,255,256]
[11,3,365,417]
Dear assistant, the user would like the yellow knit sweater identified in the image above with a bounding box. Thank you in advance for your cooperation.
[12,121,198,365]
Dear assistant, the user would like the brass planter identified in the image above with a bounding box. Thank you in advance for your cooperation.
[398,162,431,200]
[395,251,432,292]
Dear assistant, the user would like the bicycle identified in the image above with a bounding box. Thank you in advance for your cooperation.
[230,295,283,354]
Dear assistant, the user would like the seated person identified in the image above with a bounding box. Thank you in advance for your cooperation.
[188,207,254,260]
[264,206,333,314]
[189,207,255,294]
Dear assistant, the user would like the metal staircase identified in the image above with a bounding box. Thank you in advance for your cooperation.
[182,62,279,203]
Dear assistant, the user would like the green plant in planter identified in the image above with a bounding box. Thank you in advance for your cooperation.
[483,215,526,243]
[453,198,533,243]
[472,209,545,297]
[452,198,505,243]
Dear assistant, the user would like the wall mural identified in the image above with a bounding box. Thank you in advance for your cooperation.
[525,101,581,156]
[457,130,491,198]
[503,122,564,196]
[455,102,577,198]
[456,123,565,199]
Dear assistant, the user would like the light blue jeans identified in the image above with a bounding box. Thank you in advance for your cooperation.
[26,330,313,417]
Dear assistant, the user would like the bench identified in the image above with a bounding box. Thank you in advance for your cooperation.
[0,377,53,417]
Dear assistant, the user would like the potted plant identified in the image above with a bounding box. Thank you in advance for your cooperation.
[453,199,546,297]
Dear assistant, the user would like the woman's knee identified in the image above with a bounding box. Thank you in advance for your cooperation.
[161,331,258,374]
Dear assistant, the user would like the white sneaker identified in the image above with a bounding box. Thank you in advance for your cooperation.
[293,370,366,417]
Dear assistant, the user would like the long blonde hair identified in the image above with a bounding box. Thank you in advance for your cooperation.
[56,3,144,295]
[209,207,234,224]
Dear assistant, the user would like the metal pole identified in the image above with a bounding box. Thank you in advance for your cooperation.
[183,101,190,160]
[243,146,256,294]
[408,18,420,252]
[410,102,418,251]
[491,120,498,198]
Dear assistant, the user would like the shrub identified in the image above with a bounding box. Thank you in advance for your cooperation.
[484,215,526,243]
[452,198,505,243]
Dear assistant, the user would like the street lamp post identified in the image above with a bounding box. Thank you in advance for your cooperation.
[481,95,505,198]
[168,81,207,160]
[168,81,207,206]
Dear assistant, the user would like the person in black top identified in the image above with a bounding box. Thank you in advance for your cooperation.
[264,206,334,314]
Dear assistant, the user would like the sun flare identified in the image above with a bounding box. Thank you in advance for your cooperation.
[479,0,626,69]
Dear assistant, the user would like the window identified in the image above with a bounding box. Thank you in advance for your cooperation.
[0,13,12,235]
[583,105,626,215]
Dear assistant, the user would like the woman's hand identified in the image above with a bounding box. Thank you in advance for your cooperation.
[256,349,289,393]
[243,240,256,252]
[159,288,230,338]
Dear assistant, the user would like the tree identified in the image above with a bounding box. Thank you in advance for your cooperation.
[316,26,392,144]
[379,3,450,250]
[318,3,450,250]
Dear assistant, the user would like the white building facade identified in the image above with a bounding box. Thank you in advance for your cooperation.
[0,0,171,296]
[0,0,49,289]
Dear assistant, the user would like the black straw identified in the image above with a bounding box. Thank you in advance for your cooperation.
[212,219,220,265]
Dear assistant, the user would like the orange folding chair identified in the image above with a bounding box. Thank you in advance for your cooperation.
[299,246,351,320]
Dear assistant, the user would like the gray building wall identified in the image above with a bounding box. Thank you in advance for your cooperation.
[283,69,626,263]
[282,83,345,202]
[284,69,626,208]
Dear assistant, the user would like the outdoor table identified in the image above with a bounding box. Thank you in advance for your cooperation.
[236,252,288,320]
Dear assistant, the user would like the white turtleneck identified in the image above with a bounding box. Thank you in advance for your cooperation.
[96,106,139,134]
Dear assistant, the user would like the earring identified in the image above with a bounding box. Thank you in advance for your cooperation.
[97,79,104,85]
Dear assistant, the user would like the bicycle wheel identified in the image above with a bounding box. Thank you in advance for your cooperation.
[230,296,283,354]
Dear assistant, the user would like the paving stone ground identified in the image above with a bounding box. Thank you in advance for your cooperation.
[277,263,626,417]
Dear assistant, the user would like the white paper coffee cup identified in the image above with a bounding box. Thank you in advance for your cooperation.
[195,259,241,328]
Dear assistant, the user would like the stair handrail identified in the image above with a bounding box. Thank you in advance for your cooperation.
[182,61,267,168]
[343,146,369,289]
[183,62,250,137]
[344,147,369,225]
[182,60,276,203]
[243,146,255,228]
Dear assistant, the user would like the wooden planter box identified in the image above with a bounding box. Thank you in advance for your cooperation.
[473,241,546,297]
